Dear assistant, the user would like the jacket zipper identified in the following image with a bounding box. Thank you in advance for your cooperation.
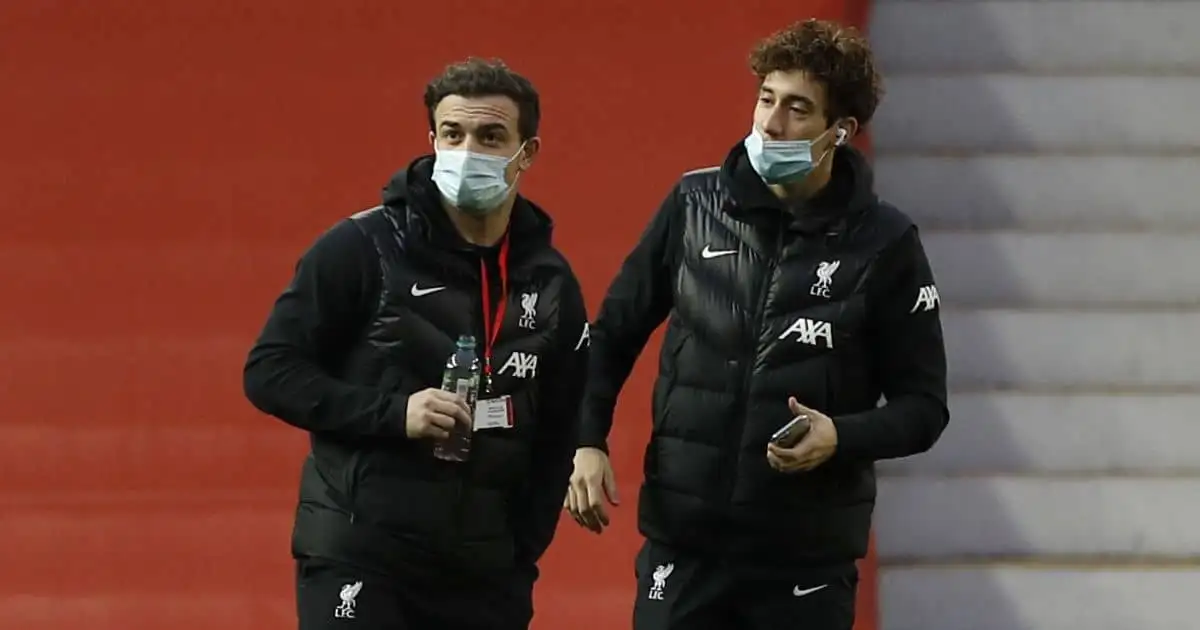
[343,451,363,524]
[448,259,494,547]
[447,475,466,549]
[726,219,787,503]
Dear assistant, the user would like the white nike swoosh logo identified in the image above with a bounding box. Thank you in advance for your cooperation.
[701,245,737,259]
[410,283,446,297]
[793,584,828,597]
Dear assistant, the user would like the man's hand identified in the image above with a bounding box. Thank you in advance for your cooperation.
[405,388,471,439]
[564,447,620,533]
[766,397,838,473]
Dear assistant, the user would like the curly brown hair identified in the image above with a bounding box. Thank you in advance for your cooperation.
[749,19,883,127]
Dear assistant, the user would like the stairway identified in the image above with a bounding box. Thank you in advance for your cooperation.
[866,2,1200,629]
[0,241,308,629]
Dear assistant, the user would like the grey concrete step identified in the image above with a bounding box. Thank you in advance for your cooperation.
[875,155,1200,231]
[873,75,1200,153]
[943,310,1200,390]
[876,477,1200,559]
[881,565,1197,630]
[878,393,1200,475]
[923,232,1200,307]
[870,1,1200,73]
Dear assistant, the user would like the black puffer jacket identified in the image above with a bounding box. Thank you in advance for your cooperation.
[580,143,948,567]
[244,156,589,584]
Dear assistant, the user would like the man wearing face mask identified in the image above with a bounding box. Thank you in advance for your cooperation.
[564,20,949,630]
[243,58,589,630]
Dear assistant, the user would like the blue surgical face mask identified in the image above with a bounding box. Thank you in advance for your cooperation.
[743,126,840,184]
[431,143,526,214]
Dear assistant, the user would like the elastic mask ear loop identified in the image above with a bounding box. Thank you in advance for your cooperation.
[812,125,845,169]
[508,141,529,188]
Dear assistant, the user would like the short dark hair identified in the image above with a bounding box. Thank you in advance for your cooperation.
[423,58,541,140]
[749,19,883,127]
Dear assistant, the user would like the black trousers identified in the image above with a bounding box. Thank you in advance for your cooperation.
[295,557,533,630]
[632,540,858,630]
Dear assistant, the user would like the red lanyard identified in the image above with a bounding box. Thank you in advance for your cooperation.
[479,234,510,392]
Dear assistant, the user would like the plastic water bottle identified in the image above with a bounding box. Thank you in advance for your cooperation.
[432,335,480,462]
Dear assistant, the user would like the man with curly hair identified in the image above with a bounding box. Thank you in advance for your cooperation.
[565,19,949,630]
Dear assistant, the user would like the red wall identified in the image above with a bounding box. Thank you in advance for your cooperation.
[0,2,873,628]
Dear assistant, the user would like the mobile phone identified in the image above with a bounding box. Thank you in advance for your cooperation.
[770,415,811,448]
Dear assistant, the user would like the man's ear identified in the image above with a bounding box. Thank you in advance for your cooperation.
[836,118,860,145]
[428,131,436,148]
[518,137,541,172]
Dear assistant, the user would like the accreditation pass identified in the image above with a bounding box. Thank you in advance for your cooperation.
[474,396,514,430]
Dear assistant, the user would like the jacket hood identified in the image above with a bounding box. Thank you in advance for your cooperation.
[380,155,555,253]
[719,141,878,234]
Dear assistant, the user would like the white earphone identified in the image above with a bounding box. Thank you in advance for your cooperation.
[836,127,848,145]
